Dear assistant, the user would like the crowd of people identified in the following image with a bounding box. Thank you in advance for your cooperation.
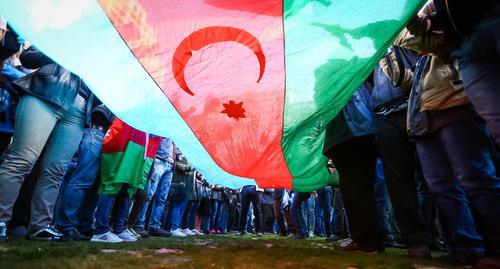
[0,0,499,268]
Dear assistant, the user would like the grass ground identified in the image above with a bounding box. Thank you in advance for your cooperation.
[0,234,463,269]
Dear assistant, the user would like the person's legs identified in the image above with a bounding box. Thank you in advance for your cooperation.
[327,136,382,248]
[306,196,315,235]
[438,118,500,257]
[135,159,167,228]
[261,204,268,232]
[0,96,59,224]
[374,168,395,243]
[273,195,287,235]
[111,187,130,235]
[29,97,85,232]
[55,128,104,234]
[93,194,116,235]
[375,112,430,247]
[290,192,308,237]
[284,207,295,232]
[314,195,324,236]
[239,188,251,233]
[180,201,193,230]
[77,177,100,235]
[209,199,220,231]
[268,205,275,233]
[188,200,201,230]
[148,163,173,230]
[267,204,275,232]
[219,202,228,232]
[416,131,485,258]
[162,202,173,231]
[246,204,254,233]
[317,187,333,237]
[170,199,189,231]
[457,15,500,146]
[127,188,148,228]
[332,188,349,239]
[251,191,263,234]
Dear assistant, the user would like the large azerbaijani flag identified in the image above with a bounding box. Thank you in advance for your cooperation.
[2,0,423,191]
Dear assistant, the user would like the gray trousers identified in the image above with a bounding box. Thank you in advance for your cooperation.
[0,95,85,231]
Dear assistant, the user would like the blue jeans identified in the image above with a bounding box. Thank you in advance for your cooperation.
[374,159,397,242]
[416,117,500,256]
[219,202,228,232]
[168,198,188,231]
[316,187,334,237]
[55,128,105,233]
[210,199,222,231]
[181,200,200,230]
[94,186,129,235]
[301,196,315,234]
[136,159,173,229]
[291,192,310,236]
[201,215,210,233]
[246,204,254,232]
[314,195,325,236]
[0,95,85,231]
[240,186,263,233]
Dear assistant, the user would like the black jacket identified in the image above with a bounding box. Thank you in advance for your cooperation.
[14,48,96,126]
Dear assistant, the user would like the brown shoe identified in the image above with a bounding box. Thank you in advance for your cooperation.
[407,244,431,259]
[336,240,384,254]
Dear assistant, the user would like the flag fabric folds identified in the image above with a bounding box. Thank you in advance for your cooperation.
[2,0,424,191]
[100,118,161,196]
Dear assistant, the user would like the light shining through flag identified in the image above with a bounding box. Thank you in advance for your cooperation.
[2,0,424,190]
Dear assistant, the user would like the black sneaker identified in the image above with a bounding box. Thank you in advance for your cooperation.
[438,252,481,266]
[336,240,384,254]
[62,230,91,241]
[133,227,149,238]
[28,226,63,241]
[148,228,172,237]
[291,233,307,239]
[407,243,431,259]
[0,222,6,243]
[326,235,339,241]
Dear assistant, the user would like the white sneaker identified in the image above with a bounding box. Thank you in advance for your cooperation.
[117,230,138,242]
[91,231,124,243]
[171,228,187,237]
[191,229,204,235]
[126,228,141,239]
[182,228,195,236]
